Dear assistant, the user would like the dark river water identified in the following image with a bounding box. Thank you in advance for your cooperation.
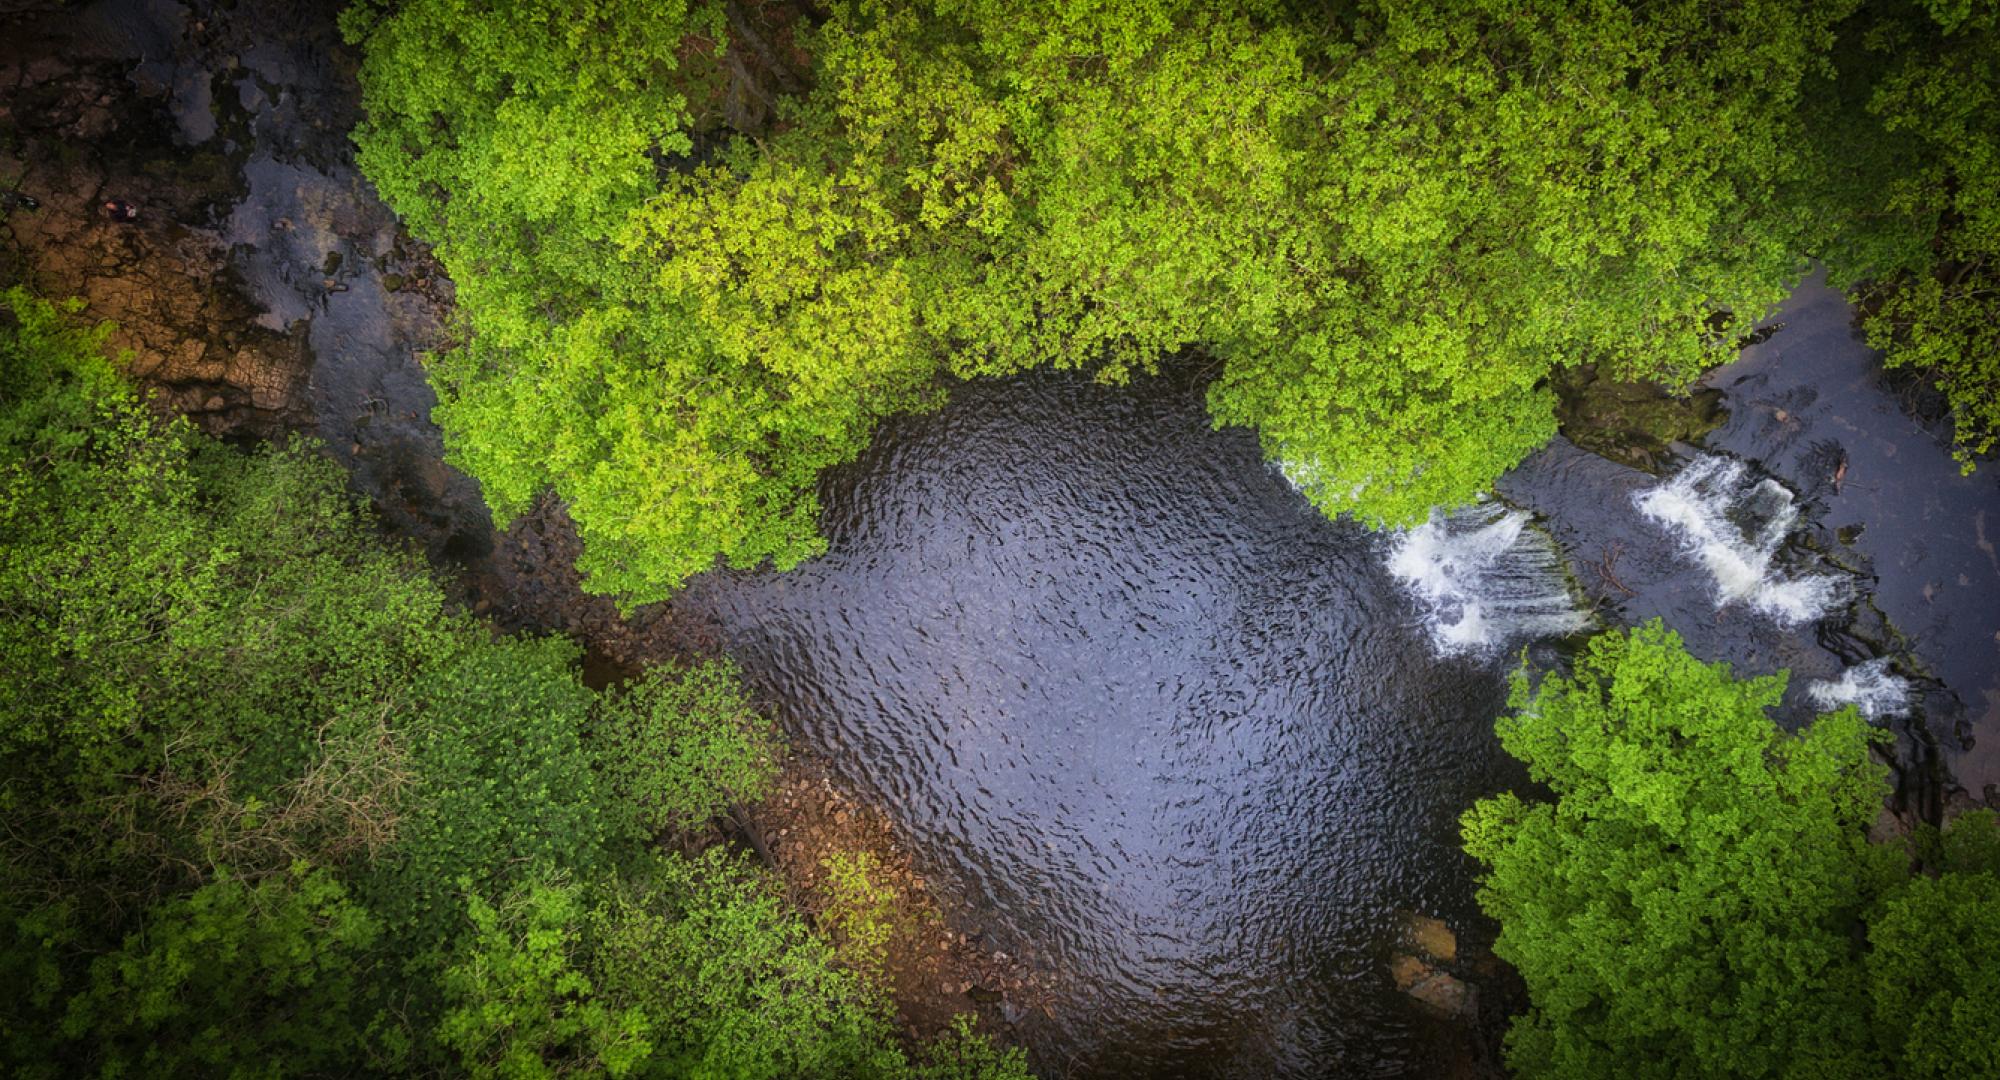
[682,364,1548,1078]
[678,279,2000,1078]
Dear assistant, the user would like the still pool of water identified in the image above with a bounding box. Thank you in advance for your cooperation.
[683,364,1552,1078]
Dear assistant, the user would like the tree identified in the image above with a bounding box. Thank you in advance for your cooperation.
[1464,622,2000,1078]
[591,660,779,844]
[434,876,652,1080]
[588,849,912,1080]
[349,0,1862,603]
[344,0,941,600]
[1807,0,2000,470]
[53,867,380,1080]
[1865,808,2000,1079]
[0,290,1021,1078]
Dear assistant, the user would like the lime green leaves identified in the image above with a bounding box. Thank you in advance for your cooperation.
[352,0,1986,604]
[1465,623,2000,1078]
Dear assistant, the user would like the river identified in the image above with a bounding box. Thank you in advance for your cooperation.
[680,362,1553,1076]
[12,2,1995,1072]
[680,283,1999,1078]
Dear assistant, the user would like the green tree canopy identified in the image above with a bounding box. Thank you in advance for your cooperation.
[349,0,1895,603]
[1806,0,2000,469]
[0,290,1025,1080]
[1463,622,2000,1078]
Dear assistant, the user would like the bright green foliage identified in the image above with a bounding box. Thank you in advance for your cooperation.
[1207,0,1841,524]
[345,0,941,600]
[350,0,1867,601]
[912,1016,1035,1080]
[55,866,380,1080]
[1863,808,2000,1078]
[338,0,721,285]
[589,849,910,1080]
[817,850,897,982]
[1462,622,1894,1076]
[0,293,1023,1079]
[1812,0,2000,469]
[591,660,779,843]
[436,877,652,1079]
[1464,622,2000,1078]
[432,850,1033,1080]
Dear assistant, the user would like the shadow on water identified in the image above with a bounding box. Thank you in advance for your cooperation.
[682,364,1552,1079]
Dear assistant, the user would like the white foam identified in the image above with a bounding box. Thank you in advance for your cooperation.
[1275,455,1369,505]
[1634,455,1843,627]
[1807,658,1911,720]
[1386,501,1591,656]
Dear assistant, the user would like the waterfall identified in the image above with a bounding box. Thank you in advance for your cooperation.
[1385,501,1591,655]
[1634,455,1843,627]
[1807,658,1911,720]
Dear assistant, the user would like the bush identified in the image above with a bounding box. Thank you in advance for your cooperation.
[817,850,898,983]
[347,0,1868,602]
[1809,1,2000,470]
[589,849,908,1080]
[590,661,779,843]
[55,866,379,1080]
[435,875,651,1080]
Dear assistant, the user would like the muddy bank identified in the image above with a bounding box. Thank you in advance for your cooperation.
[0,0,1020,1053]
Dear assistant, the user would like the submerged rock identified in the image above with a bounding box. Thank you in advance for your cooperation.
[1389,953,1480,1020]
[1397,910,1459,964]
[1389,913,1478,1019]
[1555,363,1727,474]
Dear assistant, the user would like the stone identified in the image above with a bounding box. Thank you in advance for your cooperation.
[1389,953,1428,992]
[1407,969,1478,1019]
[1869,805,1912,847]
[1390,953,1478,1019]
[250,382,289,410]
[1554,362,1728,473]
[1398,910,1458,964]
[127,348,165,377]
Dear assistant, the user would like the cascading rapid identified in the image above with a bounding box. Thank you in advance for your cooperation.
[1807,658,1912,720]
[1634,454,1844,627]
[1385,501,1591,655]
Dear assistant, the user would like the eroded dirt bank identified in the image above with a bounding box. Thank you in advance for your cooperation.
[0,0,1036,1051]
